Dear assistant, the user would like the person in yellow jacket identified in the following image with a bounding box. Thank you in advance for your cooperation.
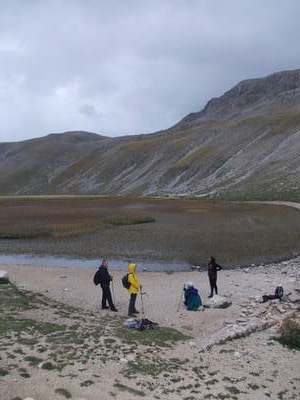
[128,263,141,316]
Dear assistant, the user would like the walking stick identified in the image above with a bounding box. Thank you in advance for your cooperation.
[176,289,183,312]
[140,290,145,315]
[111,280,116,305]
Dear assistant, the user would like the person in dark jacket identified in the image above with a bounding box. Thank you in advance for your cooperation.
[98,259,117,311]
[208,256,222,298]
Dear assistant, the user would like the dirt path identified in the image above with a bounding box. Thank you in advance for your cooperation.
[250,200,300,211]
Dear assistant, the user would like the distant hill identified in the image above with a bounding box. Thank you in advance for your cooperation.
[1,69,300,200]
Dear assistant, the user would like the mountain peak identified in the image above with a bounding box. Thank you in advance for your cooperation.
[176,68,300,129]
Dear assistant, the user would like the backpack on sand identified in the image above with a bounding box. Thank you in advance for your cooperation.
[93,270,101,286]
[122,274,131,289]
[275,286,284,299]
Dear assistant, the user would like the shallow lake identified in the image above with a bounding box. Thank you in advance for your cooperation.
[0,253,190,272]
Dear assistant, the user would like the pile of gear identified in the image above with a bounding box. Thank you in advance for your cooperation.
[123,318,159,331]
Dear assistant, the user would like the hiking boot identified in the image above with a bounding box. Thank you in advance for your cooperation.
[110,307,118,312]
[208,294,213,298]
[133,310,139,314]
[102,306,109,309]
[128,313,136,317]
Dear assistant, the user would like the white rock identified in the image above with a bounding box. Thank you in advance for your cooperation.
[234,351,241,358]
[189,341,197,347]
[23,398,36,400]
[205,295,232,309]
[0,270,9,282]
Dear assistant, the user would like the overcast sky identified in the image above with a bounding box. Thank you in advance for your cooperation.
[1,1,300,142]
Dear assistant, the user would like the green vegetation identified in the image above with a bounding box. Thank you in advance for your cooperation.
[276,318,300,350]
[24,355,44,366]
[176,146,214,168]
[0,368,9,376]
[115,324,190,347]
[123,355,188,378]
[104,216,155,226]
[41,361,57,370]
[80,380,95,387]
[54,388,72,399]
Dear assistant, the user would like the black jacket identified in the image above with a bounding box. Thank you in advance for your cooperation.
[208,262,222,277]
[98,266,112,286]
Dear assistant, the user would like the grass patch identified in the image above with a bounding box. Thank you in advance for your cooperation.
[123,355,186,378]
[55,388,72,398]
[0,368,9,377]
[24,355,44,366]
[113,383,146,397]
[104,216,155,226]
[115,324,190,347]
[0,317,66,338]
[0,283,33,312]
[80,380,94,387]
[41,361,57,370]
[276,318,300,350]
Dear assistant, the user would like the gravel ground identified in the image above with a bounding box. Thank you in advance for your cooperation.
[0,256,299,400]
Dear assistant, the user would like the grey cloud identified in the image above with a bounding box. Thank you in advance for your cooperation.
[0,0,300,141]
[79,104,101,118]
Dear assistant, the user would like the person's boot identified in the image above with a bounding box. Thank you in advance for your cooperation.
[110,306,118,312]
[102,305,109,309]
[208,293,213,298]
[133,309,139,314]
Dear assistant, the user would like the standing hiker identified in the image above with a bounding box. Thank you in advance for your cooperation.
[98,259,118,312]
[127,263,141,316]
[208,256,222,298]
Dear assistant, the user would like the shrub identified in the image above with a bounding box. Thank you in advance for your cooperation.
[277,317,300,350]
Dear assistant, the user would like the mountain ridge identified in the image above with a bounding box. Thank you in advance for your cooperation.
[1,68,300,200]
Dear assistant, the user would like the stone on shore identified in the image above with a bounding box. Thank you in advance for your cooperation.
[0,270,9,283]
[205,295,232,309]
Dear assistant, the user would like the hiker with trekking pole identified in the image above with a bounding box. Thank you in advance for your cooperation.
[123,263,142,317]
[93,258,118,312]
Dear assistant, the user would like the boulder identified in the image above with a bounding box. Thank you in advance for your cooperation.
[205,295,232,309]
[0,270,9,283]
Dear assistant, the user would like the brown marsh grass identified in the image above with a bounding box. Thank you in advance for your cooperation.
[0,196,299,267]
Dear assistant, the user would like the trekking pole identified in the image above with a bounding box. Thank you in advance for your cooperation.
[111,280,116,306]
[140,291,145,315]
[176,290,183,312]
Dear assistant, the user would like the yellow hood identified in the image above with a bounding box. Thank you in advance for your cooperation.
[128,263,136,273]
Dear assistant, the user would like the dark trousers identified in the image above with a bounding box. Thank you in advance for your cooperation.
[128,293,137,315]
[101,284,114,309]
[209,275,218,296]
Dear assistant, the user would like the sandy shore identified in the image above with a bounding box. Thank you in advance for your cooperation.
[3,260,299,338]
[1,258,300,400]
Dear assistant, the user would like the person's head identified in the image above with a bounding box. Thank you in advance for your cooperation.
[101,258,108,268]
[209,256,216,264]
[128,263,137,273]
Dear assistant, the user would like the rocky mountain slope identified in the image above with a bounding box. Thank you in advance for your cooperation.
[1,69,300,199]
